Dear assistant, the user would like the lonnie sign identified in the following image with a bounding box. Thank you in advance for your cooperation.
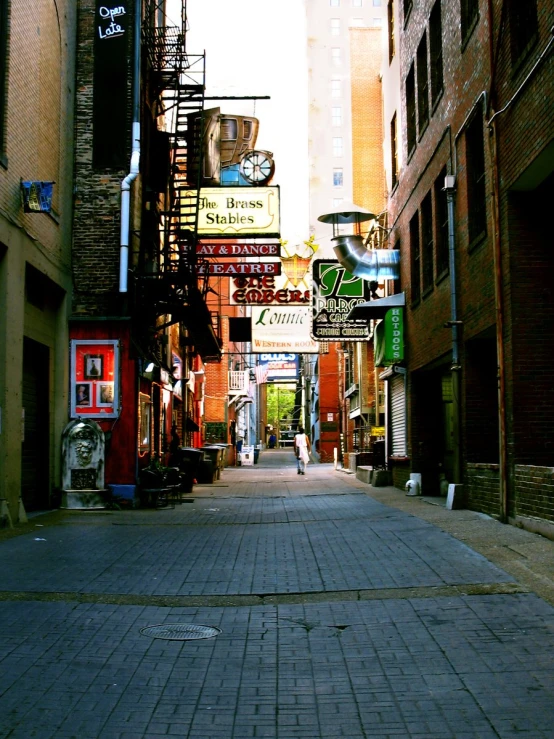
[311,260,372,341]
[251,306,319,353]
[180,187,280,236]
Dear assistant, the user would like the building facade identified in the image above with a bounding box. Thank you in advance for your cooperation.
[0,0,77,519]
[382,0,554,531]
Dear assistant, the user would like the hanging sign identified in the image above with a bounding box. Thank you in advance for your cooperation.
[180,187,280,236]
[311,260,372,341]
[229,275,311,306]
[198,262,281,276]
[251,306,319,353]
[259,353,299,381]
[196,242,281,257]
[375,308,404,365]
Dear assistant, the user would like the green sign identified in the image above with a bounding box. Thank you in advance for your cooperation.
[375,308,404,366]
[311,260,372,341]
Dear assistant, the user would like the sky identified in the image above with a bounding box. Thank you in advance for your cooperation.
[167,0,311,249]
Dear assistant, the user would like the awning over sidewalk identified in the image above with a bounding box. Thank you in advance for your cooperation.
[347,292,405,321]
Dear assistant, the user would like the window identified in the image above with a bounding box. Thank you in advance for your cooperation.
[410,211,420,304]
[429,1,443,107]
[330,0,340,6]
[434,167,449,276]
[333,198,344,207]
[352,0,363,6]
[388,0,395,63]
[332,106,342,126]
[0,0,10,163]
[390,112,399,189]
[508,0,538,65]
[421,192,434,293]
[373,0,382,5]
[331,47,342,65]
[461,0,479,45]
[416,33,429,135]
[372,17,383,26]
[333,137,343,157]
[331,18,340,35]
[331,79,342,98]
[466,107,487,244]
[403,0,413,23]
[351,18,366,27]
[333,168,344,187]
[406,64,416,155]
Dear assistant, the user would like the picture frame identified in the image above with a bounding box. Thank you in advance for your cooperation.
[75,382,92,408]
[70,340,120,419]
[84,354,103,380]
[96,382,114,407]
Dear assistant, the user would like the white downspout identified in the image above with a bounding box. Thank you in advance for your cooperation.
[119,0,141,293]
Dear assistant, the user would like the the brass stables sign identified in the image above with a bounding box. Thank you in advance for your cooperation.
[180,187,280,236]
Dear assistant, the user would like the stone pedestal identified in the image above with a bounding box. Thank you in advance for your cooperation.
[61,419,106,509]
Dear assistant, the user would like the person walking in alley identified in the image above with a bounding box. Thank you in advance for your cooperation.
[294,427,311,475]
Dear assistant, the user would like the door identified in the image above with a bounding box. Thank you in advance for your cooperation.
[21,338,50,511]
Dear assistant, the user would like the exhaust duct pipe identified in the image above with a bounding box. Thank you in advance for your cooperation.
[332,235,400,281]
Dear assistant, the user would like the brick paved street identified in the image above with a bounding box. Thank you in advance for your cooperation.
[0,450,553,738]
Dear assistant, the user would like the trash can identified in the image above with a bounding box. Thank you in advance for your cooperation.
[253,449,260,464]
[200,447,221,481]
[177,447,203,492]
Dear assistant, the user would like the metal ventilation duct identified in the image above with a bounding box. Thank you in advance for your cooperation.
[332,235,400,281]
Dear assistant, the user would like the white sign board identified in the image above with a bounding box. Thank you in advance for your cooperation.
[180,187,280,236]
[251,306,319,353]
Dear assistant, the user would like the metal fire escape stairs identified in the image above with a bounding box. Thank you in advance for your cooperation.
[141,0,222,361]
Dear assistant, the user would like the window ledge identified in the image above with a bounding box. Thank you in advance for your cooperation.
[435,268,449,286]
[461,14,480,53]
[422,284,434,299]
[468,230,487,254]
[410,297,421,310]
[417,121,429,141]
[431,89,443,116]
[0,152,7,170]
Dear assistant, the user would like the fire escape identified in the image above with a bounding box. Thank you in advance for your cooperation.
[138,0,222,362]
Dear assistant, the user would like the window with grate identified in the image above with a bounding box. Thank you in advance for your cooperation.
[429,1,443,107]
[461,0,479,46]
[410,210,421,304]
[390,112,399,189]
[508,0,538,65]
[0,0,8,164]
[421,192,434,294]
[434,167,449,276]
[417,33,429,136]
[387,0,395,63]
[466,107,487,245]
[406,64,416,155]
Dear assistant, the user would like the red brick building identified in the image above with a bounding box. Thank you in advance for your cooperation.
[381,0,554,532]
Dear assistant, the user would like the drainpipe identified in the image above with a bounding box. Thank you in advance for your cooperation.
[119,0,142,293]
[444,176,462,484]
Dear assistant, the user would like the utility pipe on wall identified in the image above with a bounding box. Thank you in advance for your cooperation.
[119,0,142,293]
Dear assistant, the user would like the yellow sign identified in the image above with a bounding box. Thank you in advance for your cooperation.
[371,427,385,436]
[180,187,280,236]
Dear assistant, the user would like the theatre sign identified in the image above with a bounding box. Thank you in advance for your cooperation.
[180,187,280,236]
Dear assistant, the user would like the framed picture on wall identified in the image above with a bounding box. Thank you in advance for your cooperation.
[97,382,114,407]
[70,340,120,419]
[75,382,92,408]
[84,354,103,379]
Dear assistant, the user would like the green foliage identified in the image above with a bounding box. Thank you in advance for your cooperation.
[204,422,227,443]
[266,385,296,428]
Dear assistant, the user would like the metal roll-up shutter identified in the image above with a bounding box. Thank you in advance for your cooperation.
[390,373,406,456]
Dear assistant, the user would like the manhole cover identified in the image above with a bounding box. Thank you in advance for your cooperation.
[140,623,221,641]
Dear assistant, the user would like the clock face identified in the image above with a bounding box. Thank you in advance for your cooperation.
[240,150,275,184]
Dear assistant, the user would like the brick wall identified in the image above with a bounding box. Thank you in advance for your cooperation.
[72,0,133,316]
[466,463,500,516]
[515,466,554,524]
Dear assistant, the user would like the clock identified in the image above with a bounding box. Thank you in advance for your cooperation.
[239,150,275,185]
